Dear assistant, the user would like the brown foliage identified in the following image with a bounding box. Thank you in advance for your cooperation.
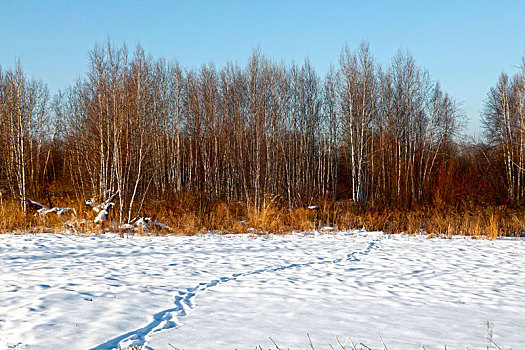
[2,43,525,236]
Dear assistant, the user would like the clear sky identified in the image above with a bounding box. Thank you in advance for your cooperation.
[1,0,524,136]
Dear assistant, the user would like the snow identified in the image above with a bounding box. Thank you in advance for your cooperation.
[0,232,524,349]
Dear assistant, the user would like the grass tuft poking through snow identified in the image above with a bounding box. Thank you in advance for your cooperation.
[124,334,506,350]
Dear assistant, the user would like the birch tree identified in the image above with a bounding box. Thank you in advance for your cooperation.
[483,67,525,204]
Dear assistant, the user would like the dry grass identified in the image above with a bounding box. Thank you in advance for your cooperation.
[139,333,505,350]
[140,196,317,235]
[0,200,38,231]
[0,198,93,234]
[260,333,503,350]
[326,203,525,238]
[2,195,525,238]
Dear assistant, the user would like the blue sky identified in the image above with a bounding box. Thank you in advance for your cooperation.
[1,0,524,135]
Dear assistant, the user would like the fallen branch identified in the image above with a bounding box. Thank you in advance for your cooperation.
[119,216,173,235]
[86,191,119,224]
[26,197,76,220]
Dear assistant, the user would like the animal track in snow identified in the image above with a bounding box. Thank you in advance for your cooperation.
[92,239,380,350]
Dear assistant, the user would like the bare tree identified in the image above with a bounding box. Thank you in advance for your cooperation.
[483,65,525,204]
[0,61,50,211]
[337,43,376,203]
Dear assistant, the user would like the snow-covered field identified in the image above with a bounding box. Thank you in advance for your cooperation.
[1,231,524,349]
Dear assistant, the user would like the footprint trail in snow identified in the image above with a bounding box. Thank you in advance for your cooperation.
[92,238,380,350]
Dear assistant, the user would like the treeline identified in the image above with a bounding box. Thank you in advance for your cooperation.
[0,41,524,224]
